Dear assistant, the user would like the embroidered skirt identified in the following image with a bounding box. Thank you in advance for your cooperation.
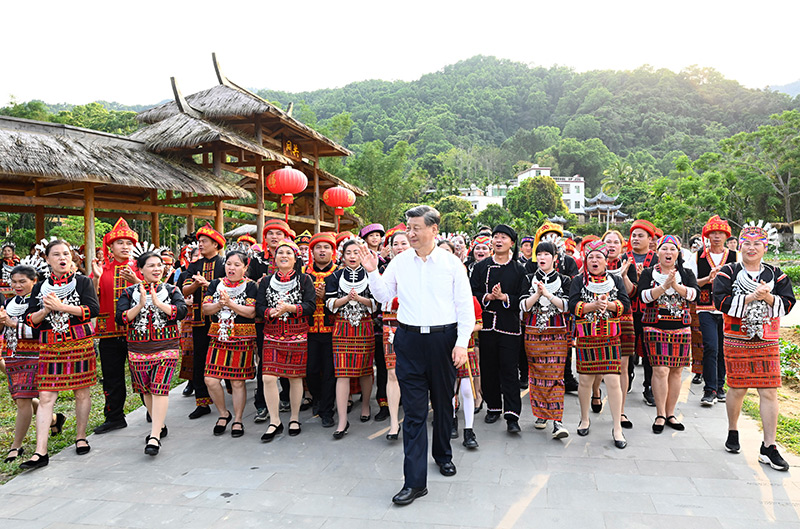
[689,303,704,374]
[5,338,39,399]
[262,320,309,378]
[724,337,781,388]
[205,337,256,380]
[575,335,621,375]
[179,320,194,380]
[456,331,481,379]
[620,313,635,357]
[524,326,569,420]
[129,347,179,396]
[38,337,96,391]
[644,326,691,368]
[382,316,398,370]
[333,316,375,378]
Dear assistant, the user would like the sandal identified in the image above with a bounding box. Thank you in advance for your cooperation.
[288,420,302,437]
[213,412,233,436]
[50,413,66,435]
[4,447,24,463]
[230,422,244,438]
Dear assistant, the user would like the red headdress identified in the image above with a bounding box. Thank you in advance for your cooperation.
[102,217,138,266]
[306,231,337,270]
[196,223,225,249]
[702,215,731,239]
[263,219,295,241]
[237,234,257,246]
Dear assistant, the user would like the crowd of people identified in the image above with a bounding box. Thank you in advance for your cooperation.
[0,209,794,504]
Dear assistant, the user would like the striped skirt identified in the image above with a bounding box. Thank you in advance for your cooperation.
[262,320,309,378]
[178,320,194,380]
[38,337,97,391]
[129,347,179,396]
[524,326,569,420]
[725,337,781,389]
[456,332,480,379]
[689,303,704,374]
[644,326,691,368]
[575,335,621,375]
[620,313,635,357]
[205,337,256,381]
[333,316,374,378]
[383,317,398,370]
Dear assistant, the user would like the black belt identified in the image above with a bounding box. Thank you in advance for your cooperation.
[397,322,457,334]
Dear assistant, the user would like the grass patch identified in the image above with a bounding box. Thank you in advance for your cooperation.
[741,391,800,456]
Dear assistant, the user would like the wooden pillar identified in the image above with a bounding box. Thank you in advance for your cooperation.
[215,199,224,236]
[256,164,265,244]
[35,205,45,241]
[313,144,321,234]
[84,184,96,263]
[186,213,195,235]
[150,190,160,246]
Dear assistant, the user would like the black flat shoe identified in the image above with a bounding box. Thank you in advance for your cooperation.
[360,408,371,422]
[321,416,335,428]
[188,405,211,419]
[652,415,666,434]
[260,423,284,442]
[386,424,401,441]
[4,447,24,463]
[392,486,427,505]
[620,414,633,429]
[666,415,685,431]
[288,421,302,437]
[577,419,591,436]
[144,436,161,456]
[19,453,48,470]
[438,460,457,476]
[213,412,233,436]
[143,425,168,442]
[462,428,479,449]
[346,399,353,414]
[75,439,91,455]
[333,422,350,440]
[182,381,194,396]
[507,420,521,434]
[230,422,245,438]
[484,411,501,424]
[146,412,152,423]
[591,392,603,413]
[50,413,66,435]
[613,429,627,449]
[300,397,313,412]
[93,418,127,435]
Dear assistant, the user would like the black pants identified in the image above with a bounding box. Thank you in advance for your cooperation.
[254,322,266,409]
[98,337,128,422]
[518,339,528,384]
[306,333,336,420]
[374,333,388,405]
[192,320,212,406]
[395,326,457,489]
[632,312,653,390]
[478,331,522,420]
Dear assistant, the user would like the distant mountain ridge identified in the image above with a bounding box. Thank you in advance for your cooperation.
[770,80,800,97]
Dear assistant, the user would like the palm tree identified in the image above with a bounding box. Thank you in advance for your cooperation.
[600,160,634,195]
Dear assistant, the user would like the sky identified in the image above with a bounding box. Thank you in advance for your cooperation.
[2,0,798,107]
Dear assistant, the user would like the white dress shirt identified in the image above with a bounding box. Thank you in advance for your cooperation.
[368,246,476,349]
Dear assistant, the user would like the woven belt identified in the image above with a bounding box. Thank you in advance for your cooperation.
[397,322,457,334]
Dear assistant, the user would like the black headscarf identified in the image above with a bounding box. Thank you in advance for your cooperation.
[492,224,518,261]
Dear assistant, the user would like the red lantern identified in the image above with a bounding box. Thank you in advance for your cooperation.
[267,166,308,221]
[323,186,356,232]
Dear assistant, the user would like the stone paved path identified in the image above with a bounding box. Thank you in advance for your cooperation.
[1,365,798,529]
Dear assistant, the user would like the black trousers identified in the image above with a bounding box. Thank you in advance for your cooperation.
[98,336,128,422]
[479,331,522,420]
[306,333,336,420]
[632,312,653,389]
[192,320,212,406]
[254,322,266,409]
[395,326,457,489]
[517,339,528,384]
[374,333,388,404]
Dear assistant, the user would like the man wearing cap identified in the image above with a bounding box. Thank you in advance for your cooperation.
[626,219,658,407]
[471,224,527,432]
[180,224,226,419]
[91,217,142,434]
[359,205,474,505]
[688,215,739,406]
[304,232,338,427]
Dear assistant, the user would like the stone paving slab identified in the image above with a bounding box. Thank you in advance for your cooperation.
[1,365,799,528]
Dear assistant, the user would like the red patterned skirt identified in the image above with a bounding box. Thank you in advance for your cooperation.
[382,314,398,370]
[575,335,621,375]
[689,303,704,374]
[38,337,97,391]
[5,338,39,399]
[725,337,781,388]
[456,331,480,379]
[524,325,569,420]
[129,345,179,396]
[333,316,374,378]
[644,326,691,368]
[620,313,635,357]
[205,336,256,381]
[262,319,309,378]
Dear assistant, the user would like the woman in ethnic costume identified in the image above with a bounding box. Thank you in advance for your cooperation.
[178,243,199,397]
[714,222,795,471]
[1,242,21,298]
[380,231,411,441]
[202,250,258,438]
[519,241,572,440]
[637,235,699,434]
[0,263,66,463]
[21,240,99,469]
[325,237,377,439]
[600,230,635,428]
[117,252,187,455]
[256,239,316,442]
[568,239,630,449]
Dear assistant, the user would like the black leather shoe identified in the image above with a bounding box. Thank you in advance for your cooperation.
[213,412,233,435]
[320,416,335,428]
[386,424,401,441]
[332,422,350,440]
[652,415,666,434]
[144,426,168,441]
[261,423,284,442]
[75,439,91,455]
[144,436,161,456]
[188,405,211,419]
[643,387,656,407]
[507,420,521,434]
[19,453,49,470]
[484,411,501,424]
[288,420,302,437]
[230,422,245,438]
[620,414,633,429]
[450,415,459,439]
[50,413,66,435]
[591,391,603,413]
[182,381,194,397]
[146,412,152,423]
[375,406,390,422]
[577,419,591,436]
[93,418,127,434]
[438,460,457,476]
[392,486,428,505]
[463,428,479,449]
[613,429,627,449]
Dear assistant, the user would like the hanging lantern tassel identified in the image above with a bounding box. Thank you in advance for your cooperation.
[266,166,308,223]
[323,186,356,232]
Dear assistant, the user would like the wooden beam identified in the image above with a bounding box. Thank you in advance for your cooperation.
[160,194,219,206]
[187,215,195,234]
[25,182,87,197]
[1,205,150,220]
[0,194,85,208]
[215,199,224,235]
[221,202,259,215]
[314,144,321,233]
[84,184,96,266]
[220,163,259,180]
[92,200,216,218]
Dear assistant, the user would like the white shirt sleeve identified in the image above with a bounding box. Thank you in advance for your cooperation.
[367,263,397,305]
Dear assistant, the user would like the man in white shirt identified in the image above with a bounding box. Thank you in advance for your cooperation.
[360,205,475,506]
